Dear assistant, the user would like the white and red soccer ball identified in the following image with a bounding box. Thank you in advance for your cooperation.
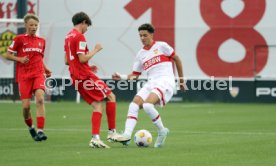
[134,129,153,147]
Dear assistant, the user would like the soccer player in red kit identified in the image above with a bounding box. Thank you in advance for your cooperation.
[4,14,51,141]
[64,12,118,148]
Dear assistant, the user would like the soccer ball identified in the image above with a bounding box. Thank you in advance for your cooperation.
[134,129,153,147]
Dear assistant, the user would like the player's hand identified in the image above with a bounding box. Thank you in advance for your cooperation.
[179,78,186,92]
[90,65,98,73]
[112,72,121,80]
[19,56,29,64]
[94,43,103,53]
[180,84,185,92]
[44,67,52,78]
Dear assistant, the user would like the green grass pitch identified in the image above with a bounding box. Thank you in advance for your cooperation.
[0,102,276,166]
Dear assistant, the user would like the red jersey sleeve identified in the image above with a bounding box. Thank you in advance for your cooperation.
[76,34,88,55]
[8,36,22,53]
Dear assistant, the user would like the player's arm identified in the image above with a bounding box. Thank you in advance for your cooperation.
[2,51,29,64]
[78,43,102,63]
[112,52,142,80]
[64,53,69,65]
[112,72,140,80]
[43,61,52,78]
[172,54,185,91]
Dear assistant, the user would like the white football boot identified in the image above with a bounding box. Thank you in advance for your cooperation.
[110,133,131,145]
[89,138,110,148]
[154,128,169,148]
[107,130,121,142]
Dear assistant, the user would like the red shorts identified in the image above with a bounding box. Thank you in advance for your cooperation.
[18,75,46,100]
[73,75,111,104]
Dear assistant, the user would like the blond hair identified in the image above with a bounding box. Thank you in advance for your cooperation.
[23,13,39,23]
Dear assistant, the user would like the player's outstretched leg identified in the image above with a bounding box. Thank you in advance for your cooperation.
[109,102,140,145]
[89,106,110,148]
[143,103,169,148]
[105,95,118,142]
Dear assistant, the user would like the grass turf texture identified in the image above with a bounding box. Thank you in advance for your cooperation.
[0,102,276,166]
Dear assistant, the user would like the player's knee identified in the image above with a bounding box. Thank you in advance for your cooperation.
[132,96,144,108]
[22,100,30,111]
[107,92,116,102]
[91,101,103,113]
[36,97,44,106]
[22,104,30,112]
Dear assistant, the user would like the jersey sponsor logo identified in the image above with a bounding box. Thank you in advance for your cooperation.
[143,55,171,70]
[23,47,43,53]
[79,42,87,50]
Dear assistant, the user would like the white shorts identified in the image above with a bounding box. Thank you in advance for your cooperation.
[136,78,175,107]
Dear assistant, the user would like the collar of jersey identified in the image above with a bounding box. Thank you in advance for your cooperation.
[24,34,37,37]
[143,41,156,50]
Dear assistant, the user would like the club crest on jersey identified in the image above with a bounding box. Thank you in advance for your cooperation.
[153,49,159,54]
[38,42,42,48]
[79,42,87,50]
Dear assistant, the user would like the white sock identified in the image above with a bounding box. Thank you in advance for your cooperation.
[93,134,100,140]
[108,129,116,134]
[143,103,165,132]
[37,129,43,133]
[29,125,34,130]
[124,102,139,138]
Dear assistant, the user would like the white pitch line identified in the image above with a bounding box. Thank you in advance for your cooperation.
[1,128,276,136]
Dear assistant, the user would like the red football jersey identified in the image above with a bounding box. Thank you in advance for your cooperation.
[64,29,93,80]
[8,34,45,82]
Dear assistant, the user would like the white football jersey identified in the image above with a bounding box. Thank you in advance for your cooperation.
[132,41,175,81]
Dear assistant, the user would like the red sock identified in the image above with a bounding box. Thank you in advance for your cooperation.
[24,118,33,128]
[37,116,45,130]
[106,102,116,130]
[92,112,102,135]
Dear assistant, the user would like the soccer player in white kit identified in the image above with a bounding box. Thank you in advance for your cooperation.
[112,23,184,148]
